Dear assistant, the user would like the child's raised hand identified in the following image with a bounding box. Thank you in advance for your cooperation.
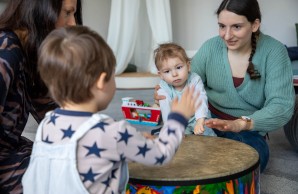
[171,86,201,120]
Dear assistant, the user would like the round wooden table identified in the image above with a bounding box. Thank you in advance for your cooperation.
[126,135,260,194]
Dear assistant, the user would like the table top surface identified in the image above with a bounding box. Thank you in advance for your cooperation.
[128,135,259,181]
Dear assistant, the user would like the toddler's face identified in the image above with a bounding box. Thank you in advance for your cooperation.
[158,57,190,91]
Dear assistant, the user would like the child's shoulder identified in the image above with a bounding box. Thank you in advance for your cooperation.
[81,116,134,141]
[159,79,174,93]
[188,72,203,84]
[92,115,134,133]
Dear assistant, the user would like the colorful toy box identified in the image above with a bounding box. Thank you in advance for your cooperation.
[121,97,161,126]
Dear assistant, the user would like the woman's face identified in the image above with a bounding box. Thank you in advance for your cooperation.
[218,10,260,52]
[55,0,78,28]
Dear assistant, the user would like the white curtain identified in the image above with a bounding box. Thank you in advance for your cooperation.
[146,0,172,74]
[107,0,140,75]
[107,0,172,75]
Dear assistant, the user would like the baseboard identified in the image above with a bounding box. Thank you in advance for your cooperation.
[115,72,160,89]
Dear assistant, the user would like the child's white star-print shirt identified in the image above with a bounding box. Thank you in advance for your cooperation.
[31,108,187,193]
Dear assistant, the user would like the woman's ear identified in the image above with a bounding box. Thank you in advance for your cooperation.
[96,72,107,89]
[252,19,261,33]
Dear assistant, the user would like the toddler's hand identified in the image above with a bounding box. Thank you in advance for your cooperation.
[194,118,205,135]
[142,132,155,140]
[171,86,201,120]
[154,85,165,104]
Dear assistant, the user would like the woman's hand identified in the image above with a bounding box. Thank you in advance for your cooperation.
[154,85,166,104]
[205,118,248,132]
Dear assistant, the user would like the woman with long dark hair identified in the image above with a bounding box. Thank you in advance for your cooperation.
[0,0,82,193]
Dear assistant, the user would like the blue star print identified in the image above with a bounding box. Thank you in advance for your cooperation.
[102,176,111,187]
[118,128,133,145]
[47,113,59,125]
[61,125,75,139]
[43,136,53,144]
[167,127,176,136]
[155,155,166,165]
[120,153,126,161]
[111,168,117,179]
[80,168,100,183]
[84,142,106,157]
[109,160,117,165]
[136,143,151,157]
[91,122,109,132]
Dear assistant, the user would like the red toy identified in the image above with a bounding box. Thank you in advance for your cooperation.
[121,97,161,126]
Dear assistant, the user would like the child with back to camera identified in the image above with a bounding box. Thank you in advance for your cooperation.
[154,43,216,136]
[21,26,201,194]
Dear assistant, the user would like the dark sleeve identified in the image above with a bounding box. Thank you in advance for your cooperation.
[0,59,10,111]
[286,46,298,61]
[30,96,58,123]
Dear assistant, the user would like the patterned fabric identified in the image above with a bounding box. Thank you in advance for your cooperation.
[0,30,56,193]
[23,108,188,194]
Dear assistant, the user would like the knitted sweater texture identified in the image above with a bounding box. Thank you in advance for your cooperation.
[191,33,295,135]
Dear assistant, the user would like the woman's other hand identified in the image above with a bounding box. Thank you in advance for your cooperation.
[205,118,250,132]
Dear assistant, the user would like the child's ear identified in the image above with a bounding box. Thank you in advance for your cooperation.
[187,61,191,72]
[158,71,163,79]
[96,72,107,89]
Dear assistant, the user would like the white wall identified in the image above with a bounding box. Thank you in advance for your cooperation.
[0,2,6,13]
[82,0,110,40]
[258,0,298,47]
[86,0,298,51]
[1,0,297,49]
[171,0,298,49]
[170,0,221,50]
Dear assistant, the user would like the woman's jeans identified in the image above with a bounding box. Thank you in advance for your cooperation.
[210,114,269,173]
[213,129,269,173]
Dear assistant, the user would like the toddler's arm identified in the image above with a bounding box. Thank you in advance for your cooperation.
[157,87,171,122]
[117,87,200,166]
[191,74,209,119]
